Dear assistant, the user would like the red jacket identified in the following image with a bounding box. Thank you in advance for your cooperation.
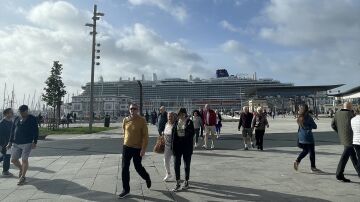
[202,110,217,126]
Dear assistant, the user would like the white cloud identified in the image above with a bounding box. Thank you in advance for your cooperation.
[128,0,187,22]
[259,0,360,47]
[234,0,248,7]
[245,0,360,88]
[101,23,207,80]
[220,20,238,32]
[220,20,254,35]
[221,40,245,53]
[220,40,264,74]
[0,1,206,109]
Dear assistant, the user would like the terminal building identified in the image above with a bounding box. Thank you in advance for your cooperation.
[71,69,341,118]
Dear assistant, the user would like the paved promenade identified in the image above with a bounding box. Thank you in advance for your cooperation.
[0,117,359,201]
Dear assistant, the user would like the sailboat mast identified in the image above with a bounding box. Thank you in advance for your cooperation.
[2,83,6,110]
[10,84,14,108]
[31,90,36,109]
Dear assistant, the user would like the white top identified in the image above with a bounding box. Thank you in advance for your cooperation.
[193,116,202,129]
[177,119,186,137]
[164,123,173,148]
[351,115,360,145]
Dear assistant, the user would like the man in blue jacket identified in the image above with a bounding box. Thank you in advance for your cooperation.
[0,108,14,176]
[7,105,38,185]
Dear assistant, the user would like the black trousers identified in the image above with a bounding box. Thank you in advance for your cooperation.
[255,130,265,149]
[297,144,316,168]
[354,145,360,171]
[336,145,360,178]
[122,146,150,192]
[1,146,10,172]
[174,152,192,181]
[194,128,200,143]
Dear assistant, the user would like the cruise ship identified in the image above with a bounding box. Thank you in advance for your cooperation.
[71,69,293,117]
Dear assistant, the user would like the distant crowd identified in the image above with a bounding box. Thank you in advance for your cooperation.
[1,101,360,200]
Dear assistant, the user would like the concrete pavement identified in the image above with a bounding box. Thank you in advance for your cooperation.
[0,117,359,202]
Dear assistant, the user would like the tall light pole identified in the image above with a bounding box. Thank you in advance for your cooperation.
[137,81,143,116]
[85,4,104,132]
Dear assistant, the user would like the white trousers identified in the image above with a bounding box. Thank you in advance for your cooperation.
[164,146,173,175]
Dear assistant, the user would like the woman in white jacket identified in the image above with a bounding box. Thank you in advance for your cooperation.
[351,111,360,168]
[163,112,176,181]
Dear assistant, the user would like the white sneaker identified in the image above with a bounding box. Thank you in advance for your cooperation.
[194,143,198,148]
[202,145,207,150]
[211,143,215,149]
[163,174,173,182]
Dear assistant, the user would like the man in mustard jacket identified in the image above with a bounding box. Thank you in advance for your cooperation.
[118,104,151,199]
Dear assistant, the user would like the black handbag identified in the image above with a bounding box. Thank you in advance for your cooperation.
[297,138,304,149]
[297,126,304,149]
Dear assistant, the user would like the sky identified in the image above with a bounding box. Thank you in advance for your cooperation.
[0,0,359,109]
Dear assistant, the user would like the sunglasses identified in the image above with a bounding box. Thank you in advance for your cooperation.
[130,108,138,110]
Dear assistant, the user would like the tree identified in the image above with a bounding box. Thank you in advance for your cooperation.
[42,61,67,129]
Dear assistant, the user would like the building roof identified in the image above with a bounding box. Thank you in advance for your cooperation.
[330,85,360,97]
[249,84,344,97]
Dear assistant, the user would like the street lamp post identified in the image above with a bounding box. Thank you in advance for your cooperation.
[137,80,143,116]
[85,4,104,132]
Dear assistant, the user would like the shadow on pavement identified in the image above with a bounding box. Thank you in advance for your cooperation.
[264,148,340,156]
[126,189,188,202]
[28,178,118,201]
[188,181,331,202]
[29,166,56,174]
[27,177,184,202]
[193,152,253,159]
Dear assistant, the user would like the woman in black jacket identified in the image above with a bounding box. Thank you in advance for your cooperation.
[171,108,195,192]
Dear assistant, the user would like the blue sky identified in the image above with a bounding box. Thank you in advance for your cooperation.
[0,0,359,107]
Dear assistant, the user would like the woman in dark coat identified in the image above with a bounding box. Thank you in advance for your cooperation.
[171,108,195,192]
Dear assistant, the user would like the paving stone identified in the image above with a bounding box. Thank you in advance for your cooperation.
[1,118,359,201]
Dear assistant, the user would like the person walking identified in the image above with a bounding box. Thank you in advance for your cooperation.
[0,108,14,176]
[73,113,77,123]
[151,110,157,125]
[199,108,204,139]
[157,106,168,136]
[7,105,38,185]
[163,112,176,182]
[238,106,254,150]
[202,104,217,149]
[215,110,222,139]
[172,108,195,192]
[118,104,151,199]
[293,104,321,173]
[252,107,269,151]
[192,110,202,148]
[331,102,359,182]
[145,111,150,123]
[351,110,360,172]
[37,113,43,128]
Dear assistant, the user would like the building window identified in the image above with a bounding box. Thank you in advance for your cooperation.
[73,104,81,111]
[105,103,112,110]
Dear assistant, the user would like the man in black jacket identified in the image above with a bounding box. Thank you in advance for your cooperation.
[7,105,38,185]
[238,106,254,150]
[157,106,168,136]
[0,108,14,176]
